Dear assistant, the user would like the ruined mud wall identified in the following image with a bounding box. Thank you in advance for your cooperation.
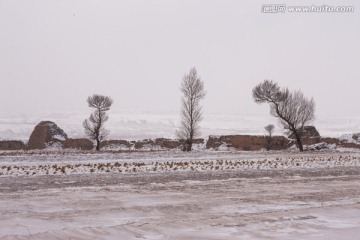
[206,135,289,151]
[0,141,25,150]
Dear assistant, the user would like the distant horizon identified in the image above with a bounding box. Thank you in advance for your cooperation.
[1,110,359,142]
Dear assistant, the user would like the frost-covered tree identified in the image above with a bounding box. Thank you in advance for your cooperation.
[176,67,206,151]
[253,80,315,152]
[83,94,113,151]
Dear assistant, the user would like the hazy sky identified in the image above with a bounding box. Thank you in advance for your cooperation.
[0,0,359,118]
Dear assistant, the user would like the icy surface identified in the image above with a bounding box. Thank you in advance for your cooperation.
[1,151,360,239]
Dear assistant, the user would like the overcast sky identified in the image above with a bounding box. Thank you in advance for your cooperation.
[0,0,359,119]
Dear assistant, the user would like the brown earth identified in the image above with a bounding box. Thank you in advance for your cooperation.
[154,138,181,149]
[63,138,94,150]
[206,135,289,150]
[27,121,67,150]
[0,141,25,150]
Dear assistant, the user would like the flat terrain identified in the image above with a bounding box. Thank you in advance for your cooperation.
[1,151,360,239]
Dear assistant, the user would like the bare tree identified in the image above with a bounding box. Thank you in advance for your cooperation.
[253,80,315,151]
[176,67,206,151]
[264,124,275,151]
[83,94,113,151]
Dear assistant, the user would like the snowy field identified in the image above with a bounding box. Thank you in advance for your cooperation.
[1,150,360,176]
[1,111,360,141]
[1,151,360,239]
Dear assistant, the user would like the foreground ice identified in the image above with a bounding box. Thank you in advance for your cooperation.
[1,151,360,239]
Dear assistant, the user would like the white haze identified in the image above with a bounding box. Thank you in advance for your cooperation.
[0,0,359,139]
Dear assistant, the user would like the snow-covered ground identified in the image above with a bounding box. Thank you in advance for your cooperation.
[1,151,360,239]
[1,151,360,177]
[1,111,359,142]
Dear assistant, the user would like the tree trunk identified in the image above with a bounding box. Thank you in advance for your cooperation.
[266,136,272,151]
[96,139,100,151]
[183,139,192,152]
[292,130,304,152]
[187,140,192,152]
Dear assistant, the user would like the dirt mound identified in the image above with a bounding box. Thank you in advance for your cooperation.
[0,141,25,150]
[64,138,93,150]
[27,121,68,150]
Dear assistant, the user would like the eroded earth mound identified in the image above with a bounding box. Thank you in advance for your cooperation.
[27,121,68,150]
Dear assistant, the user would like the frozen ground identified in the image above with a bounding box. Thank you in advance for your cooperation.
[1,150,360,176]
[1,111,360,141]
[1,151,360,239]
